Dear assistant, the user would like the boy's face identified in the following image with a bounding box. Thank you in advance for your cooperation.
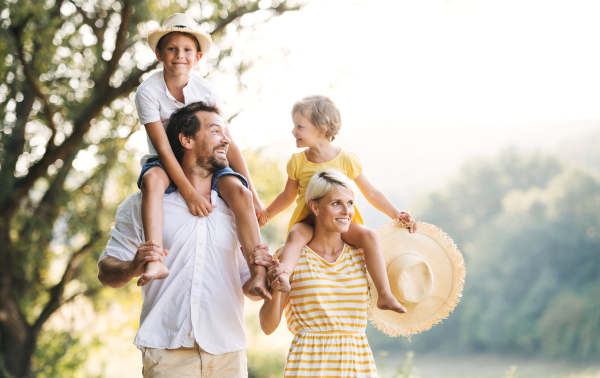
[155,33,202,76]
[291,112,324,148]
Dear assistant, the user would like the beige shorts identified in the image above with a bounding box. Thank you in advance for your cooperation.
[142,343,247,378]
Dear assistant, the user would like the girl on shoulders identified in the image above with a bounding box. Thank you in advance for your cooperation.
[261,95,416,313]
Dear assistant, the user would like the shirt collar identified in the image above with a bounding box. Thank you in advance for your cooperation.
[161,70,191,103]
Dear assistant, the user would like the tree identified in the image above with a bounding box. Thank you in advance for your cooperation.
[0,0,300,376]
[366,148,600,361]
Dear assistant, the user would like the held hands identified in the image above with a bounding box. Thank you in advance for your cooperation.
[396,211,418,233]
[129,240,169,277]
[268,258,292,293]
[183,190,216,217]
[248,243,274,267]
[257,209,269,228]
[254,197,268,227]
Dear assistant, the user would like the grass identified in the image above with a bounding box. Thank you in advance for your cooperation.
[376,352,600,378]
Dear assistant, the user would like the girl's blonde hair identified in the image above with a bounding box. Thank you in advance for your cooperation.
[305,169,356,209]
[292,95,341,141]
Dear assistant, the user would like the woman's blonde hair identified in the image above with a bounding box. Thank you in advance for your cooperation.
[305,169,356,210]
[292,95,341,141]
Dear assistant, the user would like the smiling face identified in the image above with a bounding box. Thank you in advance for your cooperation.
[156,32,202,76]
[189,111,230,172]
[310,187,356,234]
[291,112,325,148]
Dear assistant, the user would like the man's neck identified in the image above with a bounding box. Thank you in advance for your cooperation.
[181,157,213,201]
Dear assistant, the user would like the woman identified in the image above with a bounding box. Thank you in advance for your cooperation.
[260,169,398,377]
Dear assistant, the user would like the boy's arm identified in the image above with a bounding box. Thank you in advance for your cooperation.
[224,126,265,214]
[264,177,299,224]
[354,173,417,231]
[145,121,214,216]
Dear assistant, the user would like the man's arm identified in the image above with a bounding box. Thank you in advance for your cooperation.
[98,240,168,288]
[98,257,136,288]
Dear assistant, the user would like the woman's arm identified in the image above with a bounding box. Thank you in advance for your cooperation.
[264,178,299,222]
[259,289,288,335]
[354,173,402,219]
[259,261,291,334]
[145,121,214,216]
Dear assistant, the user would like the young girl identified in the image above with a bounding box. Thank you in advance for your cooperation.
[134,13,269,299]
[262,95,416,313]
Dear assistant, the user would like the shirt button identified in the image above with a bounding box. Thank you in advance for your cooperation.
[198,241,202,246]
[196,263,200,266]
[193,301,196,304]
[194,282,198,286]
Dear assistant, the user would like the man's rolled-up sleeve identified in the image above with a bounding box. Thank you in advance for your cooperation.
[99,194,143,263]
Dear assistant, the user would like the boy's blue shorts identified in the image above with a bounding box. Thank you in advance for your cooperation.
[137,158,248,197]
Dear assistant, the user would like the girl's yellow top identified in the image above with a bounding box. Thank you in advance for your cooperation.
[286,149,364,232]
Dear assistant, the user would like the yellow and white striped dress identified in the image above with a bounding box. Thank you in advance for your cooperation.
[277,244,377,377]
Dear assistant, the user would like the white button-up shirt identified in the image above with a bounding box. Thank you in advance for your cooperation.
[134,70,229,166]
[99,190,251,354]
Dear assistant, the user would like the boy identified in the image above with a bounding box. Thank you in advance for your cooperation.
[134,13,269,299]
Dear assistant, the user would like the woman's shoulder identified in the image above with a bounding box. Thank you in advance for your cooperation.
[345,244,366,260]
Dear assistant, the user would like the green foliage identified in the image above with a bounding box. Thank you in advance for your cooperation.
[367,148,600,361]
[33,330,101,378]
[0,0,301,376]
[243,148,288,245]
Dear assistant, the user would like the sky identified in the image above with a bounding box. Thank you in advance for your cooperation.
[122,0,600,224]
[208,0,600,206]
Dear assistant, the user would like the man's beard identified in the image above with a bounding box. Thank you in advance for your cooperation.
[195,142,229,173]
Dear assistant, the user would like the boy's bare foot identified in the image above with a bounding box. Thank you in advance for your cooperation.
[248,274,272,300]
[377,291,407,313]
[270,272,291,293]
[137,261,170,286]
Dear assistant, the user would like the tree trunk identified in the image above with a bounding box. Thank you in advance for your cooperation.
[0,269,35,378]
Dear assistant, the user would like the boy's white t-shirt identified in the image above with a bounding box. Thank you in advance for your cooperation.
[135,70,229,166]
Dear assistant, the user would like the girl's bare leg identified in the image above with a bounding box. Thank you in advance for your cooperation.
[271,223,314,293]
[342,223,407,313]
[217,175,271,300]
[138,167,171,286]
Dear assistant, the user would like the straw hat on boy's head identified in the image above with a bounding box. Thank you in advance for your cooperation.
[368,220,465,337]
[147,13,212,54]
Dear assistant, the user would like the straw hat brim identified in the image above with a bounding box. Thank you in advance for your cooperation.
[368,221,466,337]
[147,27,212,54]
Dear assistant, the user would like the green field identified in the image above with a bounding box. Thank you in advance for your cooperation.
[375,354,600,378]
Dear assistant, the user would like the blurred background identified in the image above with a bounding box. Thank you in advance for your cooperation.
[0,0,598,377]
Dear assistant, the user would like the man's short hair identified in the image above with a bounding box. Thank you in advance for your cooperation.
[166,101,221,163]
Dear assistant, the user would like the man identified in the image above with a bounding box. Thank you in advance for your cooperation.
[98,102,271,378]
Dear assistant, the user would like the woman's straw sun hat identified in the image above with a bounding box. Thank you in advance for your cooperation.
[147,13,212,54]
[368,220,466,337]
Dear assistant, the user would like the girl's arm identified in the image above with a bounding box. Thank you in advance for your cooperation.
[354,172,417,231]
[354,172,402,219]
[264,178,299,224]
[145,121,214,216]
[224,126,265,215]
